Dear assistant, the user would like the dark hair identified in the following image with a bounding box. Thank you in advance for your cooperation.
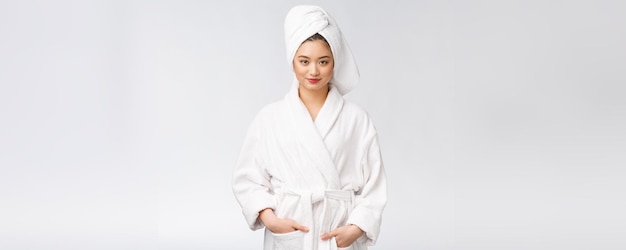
[304,33,330,47]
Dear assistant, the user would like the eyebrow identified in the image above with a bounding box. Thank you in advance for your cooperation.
[297,55,331,59]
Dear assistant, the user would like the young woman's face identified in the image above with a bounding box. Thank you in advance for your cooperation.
[293,40,334,92]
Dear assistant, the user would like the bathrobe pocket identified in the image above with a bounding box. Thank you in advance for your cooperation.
[270,193,306,249]
[271,230,304,250]
[332,237,354,250]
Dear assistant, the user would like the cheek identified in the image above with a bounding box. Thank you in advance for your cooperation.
[293,64,305,77]
[324,61,334,76]
[323,67,334,77]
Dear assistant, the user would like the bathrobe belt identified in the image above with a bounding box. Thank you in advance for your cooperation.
[281,189,353,211]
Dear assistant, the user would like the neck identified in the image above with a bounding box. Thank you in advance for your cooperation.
[299,85,329,105]
[298,85,329,121]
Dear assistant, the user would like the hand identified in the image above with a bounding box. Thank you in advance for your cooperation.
[320,224,364,248]
[259,208,309,234]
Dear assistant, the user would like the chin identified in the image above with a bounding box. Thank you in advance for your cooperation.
[301,83,328,91]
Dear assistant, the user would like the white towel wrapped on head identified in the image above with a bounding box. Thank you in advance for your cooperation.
[284,5,360,96]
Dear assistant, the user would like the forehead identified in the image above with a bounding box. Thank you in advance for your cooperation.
[295,40,333,57]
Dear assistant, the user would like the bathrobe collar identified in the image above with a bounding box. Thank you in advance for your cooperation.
[286,83,344,140]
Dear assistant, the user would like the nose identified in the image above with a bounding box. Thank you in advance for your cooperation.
[309,64,320,77]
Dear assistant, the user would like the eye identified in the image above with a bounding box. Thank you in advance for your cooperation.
[319,60,328,65]
[300,60,309,65]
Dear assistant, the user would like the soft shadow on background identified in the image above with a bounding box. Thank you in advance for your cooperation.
[1,0,624,249]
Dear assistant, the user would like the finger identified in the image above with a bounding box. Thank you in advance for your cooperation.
[292,223,309,232]
[320,229,339,240]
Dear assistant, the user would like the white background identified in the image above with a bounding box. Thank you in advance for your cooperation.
[1,0,625,249]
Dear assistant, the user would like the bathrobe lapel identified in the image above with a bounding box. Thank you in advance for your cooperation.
[285,85,343,190]
[313,86,343,141]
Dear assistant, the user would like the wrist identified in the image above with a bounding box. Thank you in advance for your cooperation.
[259,208,276,227]
[349,224,364,236]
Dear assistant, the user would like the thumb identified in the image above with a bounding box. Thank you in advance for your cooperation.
[292,222,309,232]
[320,228,339,240]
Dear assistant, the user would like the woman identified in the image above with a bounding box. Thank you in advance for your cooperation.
[232,5,387,250]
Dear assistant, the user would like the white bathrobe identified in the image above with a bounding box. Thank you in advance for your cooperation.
[232,85,387,250]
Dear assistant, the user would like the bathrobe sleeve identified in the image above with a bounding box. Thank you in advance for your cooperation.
[232,113,275,230]
[346,126,387,246]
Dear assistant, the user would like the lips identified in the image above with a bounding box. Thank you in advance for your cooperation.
[307,78,320,83]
